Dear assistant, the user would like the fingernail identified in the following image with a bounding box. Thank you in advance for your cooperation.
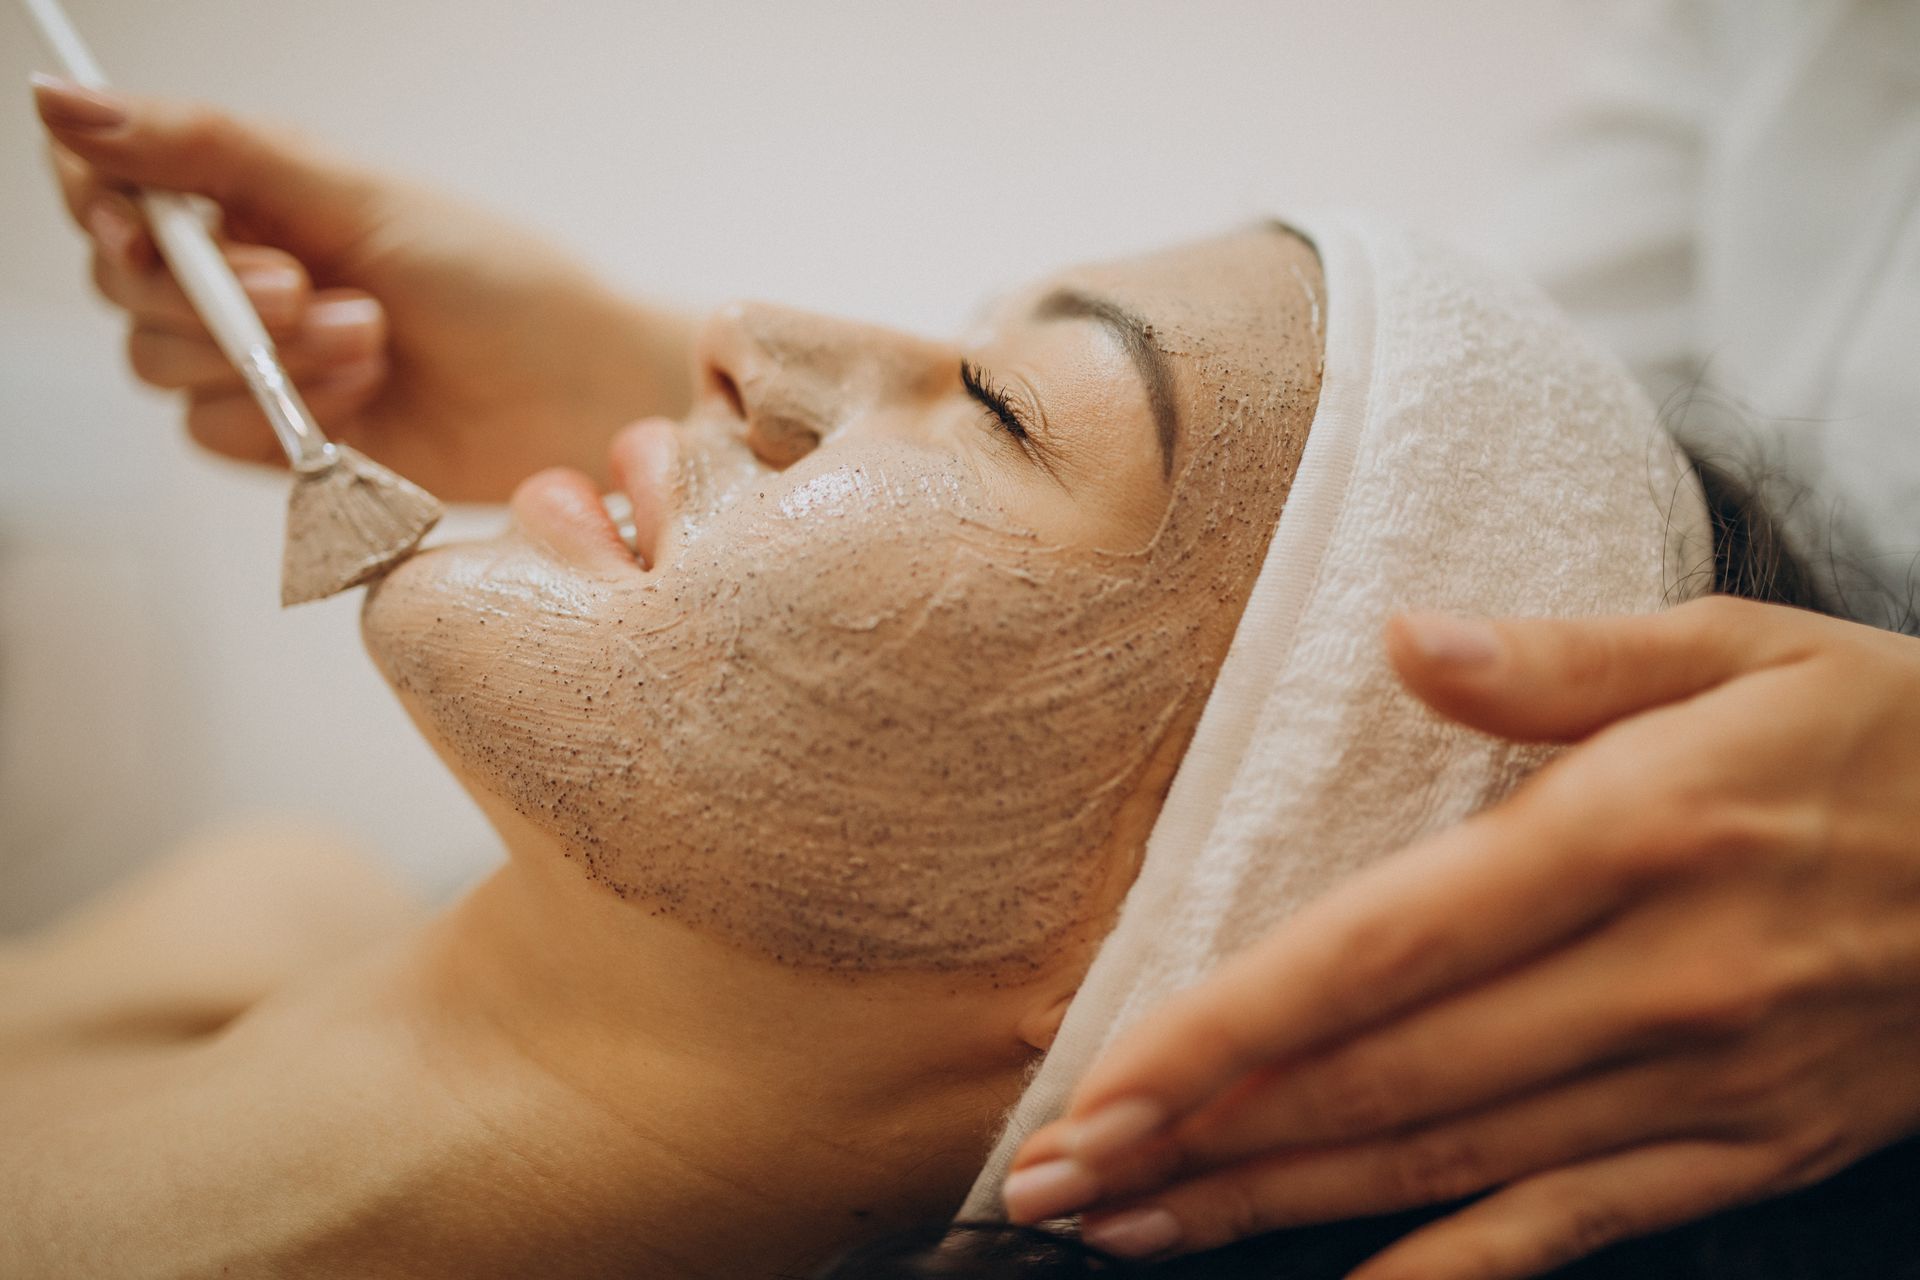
[31,73,128,130]
[241,266,304,311]
[306,295,381,334]
[1065,1099,1167,1163]
[1082,1206,1182,1258]
[1402,612,1502,668]
[1003,1157,1099,1223]
[87,201,140,262]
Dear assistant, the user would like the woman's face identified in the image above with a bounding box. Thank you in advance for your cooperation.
[362,226,1324,973]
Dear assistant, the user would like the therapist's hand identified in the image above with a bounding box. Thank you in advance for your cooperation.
[33,75,693,502]
[1006,597,1920,1280]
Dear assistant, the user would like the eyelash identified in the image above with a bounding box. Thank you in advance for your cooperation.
[959,358,1032,445]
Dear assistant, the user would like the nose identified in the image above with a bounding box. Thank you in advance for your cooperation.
[693,300,950,468]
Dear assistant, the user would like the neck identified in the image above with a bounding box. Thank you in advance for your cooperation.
[386,831,1045,1277]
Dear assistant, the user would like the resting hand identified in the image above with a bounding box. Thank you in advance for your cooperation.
[33,76,692,502]
[1006,597,1920,1280]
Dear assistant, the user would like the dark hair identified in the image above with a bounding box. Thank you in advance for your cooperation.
[814,451,1920,1279]
[1670,388,1918,632]
[1689,455,1830,612]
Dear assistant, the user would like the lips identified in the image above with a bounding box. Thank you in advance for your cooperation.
[506,417,689,575]
[607,417,684,570]
[508,467,640,575]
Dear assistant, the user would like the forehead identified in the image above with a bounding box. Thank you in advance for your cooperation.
[1012,226,1314,366]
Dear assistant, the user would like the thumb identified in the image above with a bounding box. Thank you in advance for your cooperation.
[33,75,380,261]
[1383,596,1815,743]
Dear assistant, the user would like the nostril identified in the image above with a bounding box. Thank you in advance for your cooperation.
[711,367,746,420]
[751,415,822,469]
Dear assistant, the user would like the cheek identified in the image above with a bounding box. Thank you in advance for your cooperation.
[632,507,1205,972]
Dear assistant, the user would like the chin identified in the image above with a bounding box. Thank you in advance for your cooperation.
[365,528,593,664]
[359,528,613,782]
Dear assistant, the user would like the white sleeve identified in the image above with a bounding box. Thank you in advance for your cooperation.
[1501,0,1724,411]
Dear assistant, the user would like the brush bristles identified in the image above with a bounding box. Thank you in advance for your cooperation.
[280,445,444,606]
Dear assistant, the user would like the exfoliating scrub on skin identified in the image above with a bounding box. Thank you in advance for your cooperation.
[364,230,1325,973]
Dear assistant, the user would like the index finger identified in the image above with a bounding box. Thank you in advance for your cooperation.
[1054,750,1657,1157]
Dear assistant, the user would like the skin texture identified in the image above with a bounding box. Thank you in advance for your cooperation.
[362,227,1325,974]
[1010,600,1920,1280]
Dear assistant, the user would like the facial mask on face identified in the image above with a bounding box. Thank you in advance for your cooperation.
[363,240,1321,973]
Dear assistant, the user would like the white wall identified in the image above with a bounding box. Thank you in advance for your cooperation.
[0,1,1581,929]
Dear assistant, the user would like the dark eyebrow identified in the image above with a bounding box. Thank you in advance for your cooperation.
[1033,287,1178,480]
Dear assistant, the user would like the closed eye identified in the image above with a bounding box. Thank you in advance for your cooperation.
[959,358,1031,444]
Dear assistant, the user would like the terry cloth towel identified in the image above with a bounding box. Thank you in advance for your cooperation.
[959,212,1714,1219]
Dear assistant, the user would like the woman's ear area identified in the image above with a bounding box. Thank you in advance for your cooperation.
[1016,984,1080,1052]
[1005,697,1215,1055]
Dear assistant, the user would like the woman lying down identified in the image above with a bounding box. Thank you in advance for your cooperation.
[12,95,1909,1279]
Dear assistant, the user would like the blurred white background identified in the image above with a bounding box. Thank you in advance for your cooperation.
[0,1,1581,931]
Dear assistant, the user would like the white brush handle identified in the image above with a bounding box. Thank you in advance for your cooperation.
[19,0,335,471]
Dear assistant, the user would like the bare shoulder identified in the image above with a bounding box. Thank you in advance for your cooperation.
[0,819,425,1053]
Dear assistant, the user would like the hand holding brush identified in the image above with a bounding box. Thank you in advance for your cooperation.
[29,44,700,511]
[21,0,446,605]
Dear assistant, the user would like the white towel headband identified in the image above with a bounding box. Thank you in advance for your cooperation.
[961,212,1711,1218]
